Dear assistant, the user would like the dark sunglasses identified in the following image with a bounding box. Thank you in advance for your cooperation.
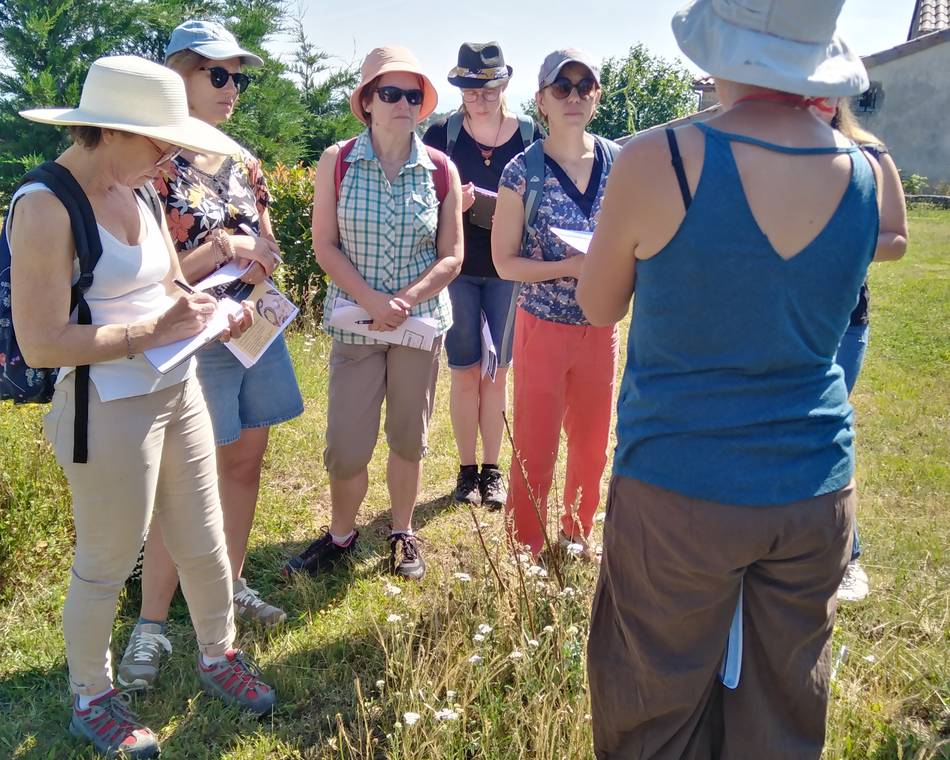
[374,86,424,106]
[547,76,597,101]
[200,66,251,93]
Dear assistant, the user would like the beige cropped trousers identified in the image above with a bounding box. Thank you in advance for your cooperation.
[45,373,234,696]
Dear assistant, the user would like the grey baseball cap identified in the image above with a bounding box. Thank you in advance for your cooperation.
[538,48,601,88]
[164,20,264,67]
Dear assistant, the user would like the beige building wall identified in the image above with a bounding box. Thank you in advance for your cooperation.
[859,39,950,189]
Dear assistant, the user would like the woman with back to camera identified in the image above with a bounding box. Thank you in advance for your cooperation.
[9,55,274,758]
[578,0,882,755]
[117,20,305,693]
[423,42,543,510]
[492,48,621,561]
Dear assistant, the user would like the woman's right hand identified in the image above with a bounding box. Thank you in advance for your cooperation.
[360,290,411,331]
[153,293,218,344]
[231,234,280,277]
[563,253,586,280]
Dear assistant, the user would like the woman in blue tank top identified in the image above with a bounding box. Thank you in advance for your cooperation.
[577,1,882,758]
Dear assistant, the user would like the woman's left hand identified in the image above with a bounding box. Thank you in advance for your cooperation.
[219,301,255,342]
[460,182,476,213]
[239,259,269,285]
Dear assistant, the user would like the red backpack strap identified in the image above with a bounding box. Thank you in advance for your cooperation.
[425,145,450,203]
[333,138,358,203]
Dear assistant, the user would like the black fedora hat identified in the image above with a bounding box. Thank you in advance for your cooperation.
[447,41,512,89]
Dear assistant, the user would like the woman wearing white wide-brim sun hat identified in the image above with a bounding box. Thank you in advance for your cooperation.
[579,0,879,757]
[10,55,275,758]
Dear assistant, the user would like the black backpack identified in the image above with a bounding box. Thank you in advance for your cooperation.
[0,161,163,462]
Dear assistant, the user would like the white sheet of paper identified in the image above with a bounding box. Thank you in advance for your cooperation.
[327,299,439,351]
[192,260,254,291]
[144,297,244,374]
[480,310,497,382]
[551,227,594,253]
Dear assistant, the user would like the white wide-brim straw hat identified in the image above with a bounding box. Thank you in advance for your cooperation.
[350,46,439,125]
[672,0,869,97]
[20,55,241,155]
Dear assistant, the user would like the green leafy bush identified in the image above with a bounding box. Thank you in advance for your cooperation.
[901,172,929,195]
[266,162,327,317]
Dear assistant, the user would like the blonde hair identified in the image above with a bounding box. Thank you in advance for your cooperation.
[832,98,884,148]
[164,49,208,77]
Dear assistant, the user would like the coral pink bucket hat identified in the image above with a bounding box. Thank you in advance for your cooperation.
[350,46,438,125]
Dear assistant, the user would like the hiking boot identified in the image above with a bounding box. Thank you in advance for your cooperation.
[233,578,287,627]
[479,467,507,510]
[453,466,481,505]
[390,532,426,580]
[69,689,160,758]
[558,530,600,563]
[117,623,172,690]
[197,649,277,716]
[281,527,358,577]
[837,560,870,603]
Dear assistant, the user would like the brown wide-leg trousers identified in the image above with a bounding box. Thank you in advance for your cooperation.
[588,476,855,760]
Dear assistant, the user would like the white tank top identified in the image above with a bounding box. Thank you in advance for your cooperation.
[8,183,194,401]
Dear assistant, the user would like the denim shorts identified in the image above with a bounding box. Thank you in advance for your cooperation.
[196,334,304,446]
[444,274,517,369]
[834,323,870,396]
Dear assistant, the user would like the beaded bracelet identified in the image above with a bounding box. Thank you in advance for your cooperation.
[125,324,135,360]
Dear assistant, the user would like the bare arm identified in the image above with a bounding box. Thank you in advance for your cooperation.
[396,160,463,306]
[491,185,582,282]
[310,145,411,329]
[10,191,219,368]
[873,152,908,262]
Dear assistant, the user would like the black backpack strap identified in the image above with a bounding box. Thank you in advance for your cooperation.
[135,183,164,225]
[517,114,536,148]
[25,162,103,463]
[666,128,692,211]
[445,112,464,158]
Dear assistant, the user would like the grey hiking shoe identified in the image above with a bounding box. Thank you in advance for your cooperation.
[69,689,160,758]
[233,578,287,627]
[117,623,172,690]
[390,532,426,580]
[197,649,277,716]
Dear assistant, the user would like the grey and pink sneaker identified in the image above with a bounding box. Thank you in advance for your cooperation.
[197,649,277,715]
[69,689,160,758]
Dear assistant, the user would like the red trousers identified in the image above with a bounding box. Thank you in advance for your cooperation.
[507,308,619,555]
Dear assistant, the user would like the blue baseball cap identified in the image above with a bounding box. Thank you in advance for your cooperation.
[164,20,264,68]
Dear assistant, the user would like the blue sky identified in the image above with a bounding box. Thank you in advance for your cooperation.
[265,0,916,113]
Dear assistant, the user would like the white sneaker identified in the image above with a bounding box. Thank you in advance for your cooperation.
[233,578,287,627]
[837,560,870,603]
[117,623,172,689]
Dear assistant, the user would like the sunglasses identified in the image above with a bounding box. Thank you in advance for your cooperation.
[547,77,597,101]
[461,88,501,103]
[374,86,425,106]
[199,66,251,93]
[143,136,182,167]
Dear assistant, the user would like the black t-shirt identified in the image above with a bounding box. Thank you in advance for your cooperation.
[423,116,544,278]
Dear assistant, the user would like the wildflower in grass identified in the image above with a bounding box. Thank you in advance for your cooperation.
[566,625,580,636]
[403,712,421,726]
[509,650,524,660]
[446,690,457,699]
[453,572,472,582]
[468,653,484,665]
[384,582,402,597]
[473,634,486,643]
[376,679,385,689]
[564,541,584,557]
[542,625,555,635]
[559,586,577,598]
[387,613,403,623]
[434,707,460,721]
[527,639,540,648]
[526,565,548,578]
[595,511,606,523]
[477,623,493,635]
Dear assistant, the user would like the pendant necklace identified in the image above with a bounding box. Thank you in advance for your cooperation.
[468,114,505,166]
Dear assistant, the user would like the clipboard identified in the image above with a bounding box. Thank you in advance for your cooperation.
[468,187,497,229]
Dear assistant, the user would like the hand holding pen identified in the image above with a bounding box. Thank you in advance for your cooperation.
[166,279,253,343]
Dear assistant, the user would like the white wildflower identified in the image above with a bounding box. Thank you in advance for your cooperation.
[477,624,493,635]
[542,625,555,634]
[383,582,402,597]
[526,565,548,578]
[566,625,580,636]
[509,650,524,660]
[864,654,877,663]
[387,613,403,623]
[564,542,584,557]
[453,572,472,582]
[559,586,577,598]
[594,512,606,523]
[434,708,460,721]
[468,654,483,665]
[403,712,421,726]
[527,639,540,648]
[376,679,385,689]
[473,634,486,643]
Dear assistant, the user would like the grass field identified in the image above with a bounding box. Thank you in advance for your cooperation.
[1,208,947,759]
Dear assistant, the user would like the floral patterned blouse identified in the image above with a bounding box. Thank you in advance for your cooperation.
[154,148,269,301]
[499,140,610,325]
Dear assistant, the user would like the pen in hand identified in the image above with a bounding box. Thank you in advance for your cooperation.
[173,278,197,295]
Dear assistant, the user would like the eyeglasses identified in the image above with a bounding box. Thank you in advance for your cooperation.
[546,77,597,101]
[199,66,251,94]
[143,136,182,167]
[461,88,501,103]
[374,86,424,106]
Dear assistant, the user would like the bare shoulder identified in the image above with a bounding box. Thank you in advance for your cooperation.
[8,189,71,242]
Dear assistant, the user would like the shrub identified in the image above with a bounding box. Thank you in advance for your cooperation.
[266,162,327,317]
[900,172,929,195]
